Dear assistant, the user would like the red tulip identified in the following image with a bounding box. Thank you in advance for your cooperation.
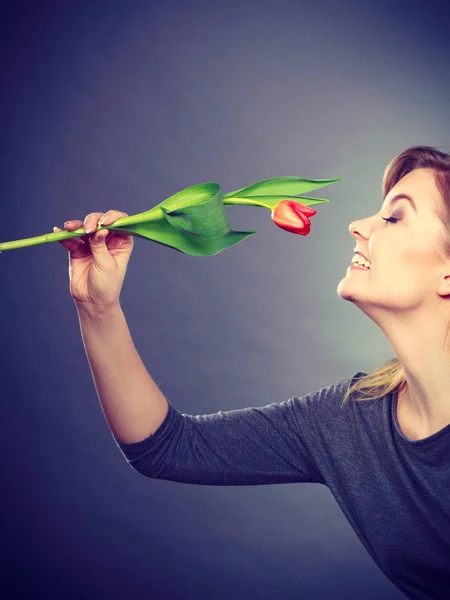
[271,200,317,235]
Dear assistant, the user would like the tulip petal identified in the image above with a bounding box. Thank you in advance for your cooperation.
[271,200,316,235]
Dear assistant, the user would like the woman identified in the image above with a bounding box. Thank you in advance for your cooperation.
[55,145,450,600]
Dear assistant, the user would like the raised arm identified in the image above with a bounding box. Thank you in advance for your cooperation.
[76,302,169,445]
[76,302,323,486]
[61,210,337,488]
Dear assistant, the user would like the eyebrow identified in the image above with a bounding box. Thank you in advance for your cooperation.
[384,193,417,213]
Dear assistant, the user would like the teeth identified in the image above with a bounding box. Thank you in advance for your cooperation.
[351,254,371,269]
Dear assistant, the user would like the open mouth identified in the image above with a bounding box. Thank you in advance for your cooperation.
[351,255,371,270]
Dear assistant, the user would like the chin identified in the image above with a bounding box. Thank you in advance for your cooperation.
[337,292,358,303]
[336,280,366,304]
[336,278,354,300]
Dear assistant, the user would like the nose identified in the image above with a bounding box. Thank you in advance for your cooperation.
[349,211,374,239]
[349,219,363,240]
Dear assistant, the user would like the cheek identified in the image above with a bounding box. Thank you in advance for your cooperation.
[406,246,440,273]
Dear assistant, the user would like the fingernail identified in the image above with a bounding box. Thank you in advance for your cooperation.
[64,221,71,227]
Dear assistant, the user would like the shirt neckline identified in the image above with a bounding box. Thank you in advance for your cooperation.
[391,389,450,445]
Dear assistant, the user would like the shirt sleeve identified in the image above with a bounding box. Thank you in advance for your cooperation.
[115,374,360,487]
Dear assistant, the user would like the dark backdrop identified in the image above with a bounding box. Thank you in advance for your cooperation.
[1,1,449,598]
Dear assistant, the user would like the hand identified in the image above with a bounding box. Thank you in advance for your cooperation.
[54,210,134,308]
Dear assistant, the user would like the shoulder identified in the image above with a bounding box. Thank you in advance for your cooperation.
[351,371,368,382]
[289,371,369,416]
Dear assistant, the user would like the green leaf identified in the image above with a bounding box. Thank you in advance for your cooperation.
[107,220,259,256]
[223,176,342,199]
[161,183,231,237]
[158,182,221,211]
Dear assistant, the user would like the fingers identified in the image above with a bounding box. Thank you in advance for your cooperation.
[53,226,84,253]
[61,211,128,236]
[56,211,130,252]
[83,210,129,234]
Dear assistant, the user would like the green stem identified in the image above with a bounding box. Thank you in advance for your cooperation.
[0,207,164,252]
[0,225,115,252]
[222,197,271,209]
[0,201,267,252]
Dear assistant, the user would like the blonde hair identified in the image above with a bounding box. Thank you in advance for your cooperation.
[341,145,450,406]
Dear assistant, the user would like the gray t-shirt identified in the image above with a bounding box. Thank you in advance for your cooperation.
[116,371,450,600]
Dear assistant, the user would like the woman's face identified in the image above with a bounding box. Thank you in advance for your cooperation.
[337,167,450,319]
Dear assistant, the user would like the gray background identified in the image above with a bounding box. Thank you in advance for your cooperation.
[1,1,448,598]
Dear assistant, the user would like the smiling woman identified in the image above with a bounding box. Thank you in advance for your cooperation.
[69,144,450,600]
[338,145,450,409]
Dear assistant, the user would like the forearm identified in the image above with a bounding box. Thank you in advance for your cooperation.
[75,301,169,444]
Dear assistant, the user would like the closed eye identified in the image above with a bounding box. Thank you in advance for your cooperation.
[381,216,399,224]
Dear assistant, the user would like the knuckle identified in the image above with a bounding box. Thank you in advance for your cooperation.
[109,210,128,216]
[99,210,128,223]
[82,210,128,229]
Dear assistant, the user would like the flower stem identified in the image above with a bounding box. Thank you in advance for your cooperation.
[222,197,271,209]
[0,208,164,252]
[0,227,93,252]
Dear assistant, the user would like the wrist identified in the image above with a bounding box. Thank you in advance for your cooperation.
[74,300,122,319]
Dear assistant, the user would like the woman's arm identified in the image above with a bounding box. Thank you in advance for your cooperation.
[76,301,324,486]
[75,301,169,445]
[117,397,323,486]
